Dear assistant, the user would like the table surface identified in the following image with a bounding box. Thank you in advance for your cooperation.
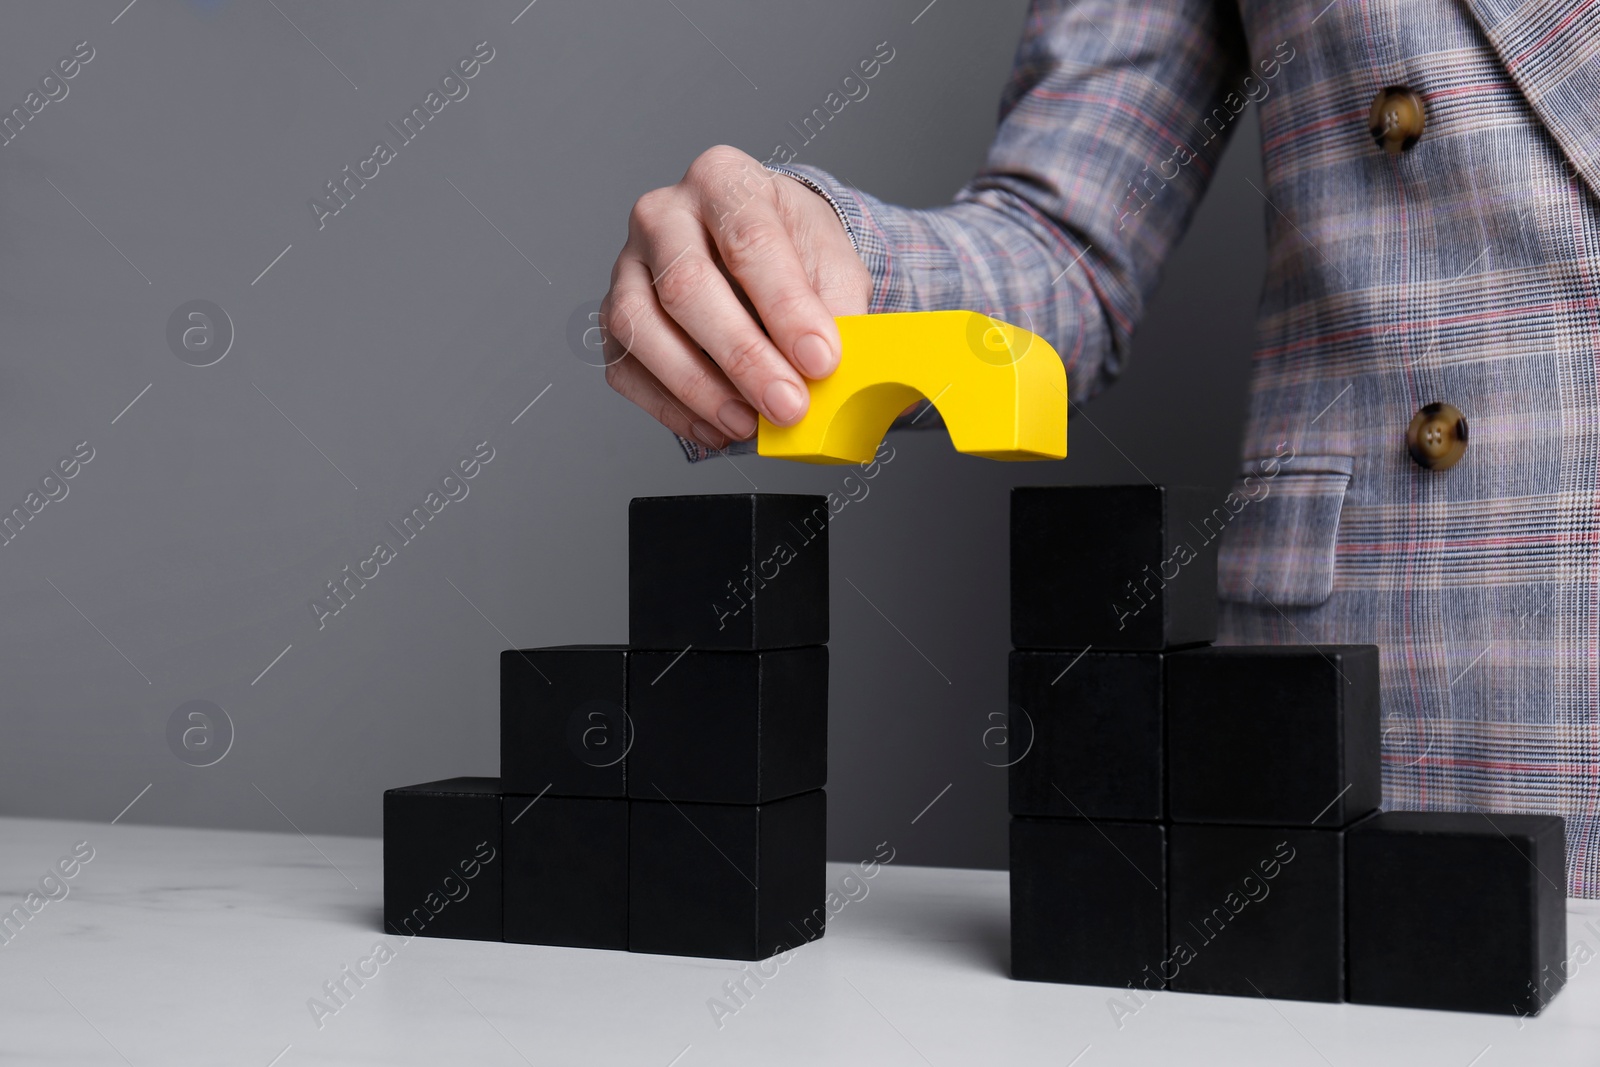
[2,816,1597,1067]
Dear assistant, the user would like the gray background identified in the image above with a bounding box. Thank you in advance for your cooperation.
[0,0,1262,869]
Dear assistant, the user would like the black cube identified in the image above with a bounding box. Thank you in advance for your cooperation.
[503,796,628,950]
[501,646,628,797]
[1008,650,1165,820]
[1347,811,1567,1015]
[1011,485,1217,651]
[1166,823,1345,1002]
[629,790,826,960]
[1167,646,1380,827]
[1010,818,1167,988]
[383,777,503,942]
[629,494,829,651]
[628,646,827,804]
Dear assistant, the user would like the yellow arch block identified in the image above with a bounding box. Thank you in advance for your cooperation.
[757,310,1068,464]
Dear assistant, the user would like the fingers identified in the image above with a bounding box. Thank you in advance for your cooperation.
[631,190,810,426]
[604,352,728,451]
[602,254,759,439]
[602,144,876,444]
[689,149,842,381]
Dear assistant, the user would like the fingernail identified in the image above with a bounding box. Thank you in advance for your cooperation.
[793,333,838,378]
[692,421,727,450]
[718,400,759,439]
[763,380,806,424]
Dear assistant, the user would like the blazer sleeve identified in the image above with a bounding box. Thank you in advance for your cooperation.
[781,0,1253,404]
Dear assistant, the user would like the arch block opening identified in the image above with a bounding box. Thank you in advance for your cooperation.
[757,311,1069,464]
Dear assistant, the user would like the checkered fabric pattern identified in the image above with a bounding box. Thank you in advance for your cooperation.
[683,0,1600,895]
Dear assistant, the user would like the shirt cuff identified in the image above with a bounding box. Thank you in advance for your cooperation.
[676,434,757,463]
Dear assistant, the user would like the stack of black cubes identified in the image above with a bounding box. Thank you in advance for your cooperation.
[1008,485,1568,1015]
[384,494,830,961]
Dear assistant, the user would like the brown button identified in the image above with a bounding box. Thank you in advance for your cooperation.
[1406,402,1468,470]
[1368,86,1426,154]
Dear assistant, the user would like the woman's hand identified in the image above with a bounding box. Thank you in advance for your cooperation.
[601,145,871,450]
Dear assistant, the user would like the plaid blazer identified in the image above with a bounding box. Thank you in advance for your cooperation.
[692,0,1600,895]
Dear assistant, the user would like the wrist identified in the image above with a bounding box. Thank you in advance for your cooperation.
[765,164,860,255]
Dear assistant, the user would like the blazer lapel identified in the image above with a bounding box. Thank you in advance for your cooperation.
[1461,0,1600,199]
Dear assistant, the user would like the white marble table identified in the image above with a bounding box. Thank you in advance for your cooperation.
[1,815,1596,1066]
